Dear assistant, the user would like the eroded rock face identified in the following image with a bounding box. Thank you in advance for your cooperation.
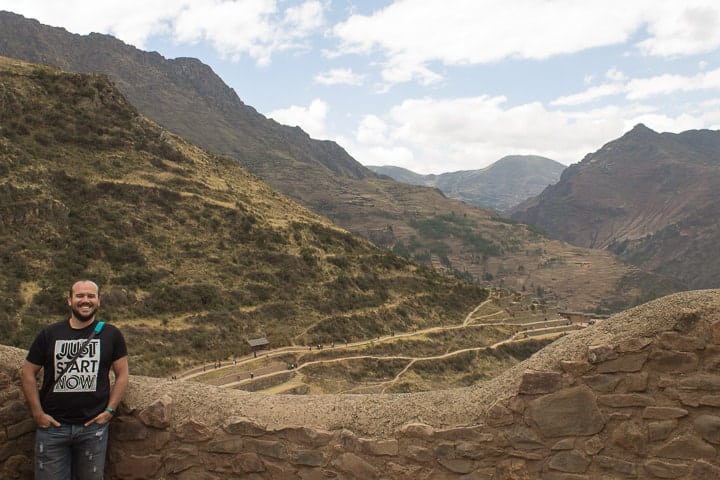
[2,290,720,479]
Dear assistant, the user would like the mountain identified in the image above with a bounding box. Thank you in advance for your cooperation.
[368,155,565,211]
[509,124,720,289]
[0,56,489,377]
[0,12,678,312]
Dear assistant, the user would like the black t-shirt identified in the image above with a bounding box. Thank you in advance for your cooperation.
[26,319,128,424]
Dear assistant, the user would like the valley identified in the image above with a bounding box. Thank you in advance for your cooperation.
[180,291,593,394]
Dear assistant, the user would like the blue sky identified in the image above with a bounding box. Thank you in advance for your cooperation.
[2,0,719,174]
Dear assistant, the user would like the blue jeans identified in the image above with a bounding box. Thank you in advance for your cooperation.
[35,423,109,480]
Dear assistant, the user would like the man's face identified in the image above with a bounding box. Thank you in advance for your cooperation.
[68,281,100,322]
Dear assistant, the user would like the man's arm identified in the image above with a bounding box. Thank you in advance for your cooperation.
[20,360,60,428]
[85,355,129,426]
[107,355,129,410]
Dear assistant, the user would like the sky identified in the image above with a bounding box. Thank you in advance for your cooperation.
[2,1,720,174]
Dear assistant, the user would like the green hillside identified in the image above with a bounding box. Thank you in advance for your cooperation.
[0,57,487,376]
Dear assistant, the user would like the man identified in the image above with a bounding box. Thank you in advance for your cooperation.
[21,280,129,479]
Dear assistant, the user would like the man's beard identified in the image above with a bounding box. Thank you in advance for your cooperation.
[71,305,97,322]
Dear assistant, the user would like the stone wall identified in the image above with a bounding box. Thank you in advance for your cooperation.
[2,290,720,479]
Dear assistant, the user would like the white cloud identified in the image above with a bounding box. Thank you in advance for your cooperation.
[553,67,720,106]
[637,4,720,56]
[314,68,365,86]
[267,99,329,139]
[356,115,390,145]
[350,94,714,174]
[2,0,326,65]
[626,68,720,99]
[332,0,720,89]
[551,84,626,107]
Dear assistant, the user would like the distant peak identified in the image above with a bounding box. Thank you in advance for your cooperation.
[629,123,656,134]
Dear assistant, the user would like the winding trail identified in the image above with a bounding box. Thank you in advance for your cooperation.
[176,292,583,392]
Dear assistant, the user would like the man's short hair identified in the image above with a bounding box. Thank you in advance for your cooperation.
[69,280,101,298]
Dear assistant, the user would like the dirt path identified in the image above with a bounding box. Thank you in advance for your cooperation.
[176,293,582,391]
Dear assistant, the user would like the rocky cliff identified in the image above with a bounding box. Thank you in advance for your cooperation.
[3,289,720,479]
[509,124,720,289]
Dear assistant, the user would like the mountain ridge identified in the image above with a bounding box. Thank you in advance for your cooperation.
[0,11,679,312]
[368,155,565,211]
[509,123,720,289]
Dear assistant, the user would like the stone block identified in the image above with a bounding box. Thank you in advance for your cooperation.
[647,420,678,442]
[693,414,720,444]
[486,402,514,427]
[496,458,530,479]
[437,457,476,474]
[690,459,720,477]
[458,467,494,479]
[332,452,379,479]
[206,437,244,454]
[596,353,648,373]
[401,422,435,439]
[223,416,266,437]
[175,419,213,442]
[560,360,592,376]
[541,473,589,480]
[519,370,563,395]
[0,400,28,426]
[548,450,590,473]
[582,435,604,455]
[455,441,502,460]
[658,332,705,351]
[582,374,621,393]
[598,393,656,407]
[551,438,575,451]
[405,445,433,463]
[712,320,720,345]
[111,416,149,441]
[6,418,35,440]
[527,386,605,438]
[176,467,221,480]
[113,453,162,480]
[619,372,648,393]
[699,394,720,406]
[243,438,286,459]
[678,373,720,391]
[504,425,544,451]
[594,454,637,476]
[138,395,172,429]
[0,432,32,462]
[617,337,653,353]
[610,421,647,455]
[291,450,325,467]
[587,345,618,364]
[164,450,200,474]
[233,453,266,473]
[330,429,358,453]
[648,350,698,373]
[2,454,32,480]
[360,438,399,456]
[277,426,332,446]
[642,407,688,420]
[434,425,491,442]
[643,459,689,478]
[655,434,716,460]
